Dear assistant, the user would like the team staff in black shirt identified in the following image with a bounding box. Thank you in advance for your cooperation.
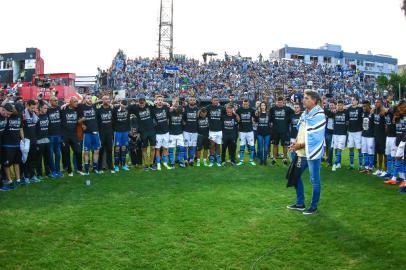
[221,104,239,165]
[129,95,156,171]
[97,95,114,173]
[61,97,84,176]
[270,96,293,166]
[371,99,387,176]
[347,96,363,170]
[47,96,63,177]
[289,103,302,160]
[255,102,271,165]
[36,102,52,179]
[196,108,210,166]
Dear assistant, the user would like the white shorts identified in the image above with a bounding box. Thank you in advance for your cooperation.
[239,131,255,146]
[395,141,405,158]
[156,133,169,148]
[361,137,375,155]
[385,137,397,157]
[347,131,362,149]
[168,134,184,148]
[209,131,222,145]
[332,135,346,150]
[183,132,198,147]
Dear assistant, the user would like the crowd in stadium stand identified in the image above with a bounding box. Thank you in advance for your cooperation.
[100,50,379,104]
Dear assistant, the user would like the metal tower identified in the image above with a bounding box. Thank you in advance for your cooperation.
[158,0,174,60]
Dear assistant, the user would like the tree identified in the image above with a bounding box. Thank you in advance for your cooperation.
[388,71,406,99]
[376,75,389,91]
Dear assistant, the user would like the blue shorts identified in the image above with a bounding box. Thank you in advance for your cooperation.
[83,132,101,152]
[114,131,129,147]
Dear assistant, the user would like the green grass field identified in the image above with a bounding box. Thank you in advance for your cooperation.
[0,157,405,270]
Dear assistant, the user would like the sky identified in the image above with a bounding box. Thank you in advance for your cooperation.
[1,0,405,76]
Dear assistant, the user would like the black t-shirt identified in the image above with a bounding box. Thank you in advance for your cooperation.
[47,106,61,136]
[97,106,113,134]
[129,104,155,134]
[361,112,374,138]
[61,107,78,135]
[169,111,183,135]
[236,107,254,132]
[290,113,301,139]
[347,106,363,132]
[153,106,170,134]
[113,107,130,132]
[384,111,396,137]
[23,112,37,142]
[222,114,238,139]
[270,106,292,133]
[37,114,49,140]
[78,104,99,133]
[3,114,22,145]
[256,112,271,136]
[207,105,225,132]
[198,116,209,137]
[330,110,348,135]
[373,113,386,138]
[183,106,199,133]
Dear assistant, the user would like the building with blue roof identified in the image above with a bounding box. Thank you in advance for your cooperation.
[270,43,397,77]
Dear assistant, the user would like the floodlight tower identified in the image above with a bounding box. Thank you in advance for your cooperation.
[158,0,174,60]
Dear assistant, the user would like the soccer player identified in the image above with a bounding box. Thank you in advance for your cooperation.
[183,97,199,166]
[61,97,83,176]
[372,99,387,176]
[324,102,336,167]
[168,100,185,169]
[196,108,210,166]
[328,100,348,171]
[360,100,375,174]
[207,96,225,167]
[78,94,101,175]
[47,95,63,177]
[236,99,256,166]
[255,102,271,165]
[128,95,156,171]
[270,96,293,165]
[97,95,114,173]
[2,103,24,188]
[221,104,239,165]
[22,99,39,182]
[289,103,302,160]
[347,96,363,170]
[36,101,52,179]
[153,95,171,170]
[384,101,406,185]
[113,99,131,172]
[381,105,397,178]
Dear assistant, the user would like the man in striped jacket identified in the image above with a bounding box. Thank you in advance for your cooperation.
[287,90,326,215]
